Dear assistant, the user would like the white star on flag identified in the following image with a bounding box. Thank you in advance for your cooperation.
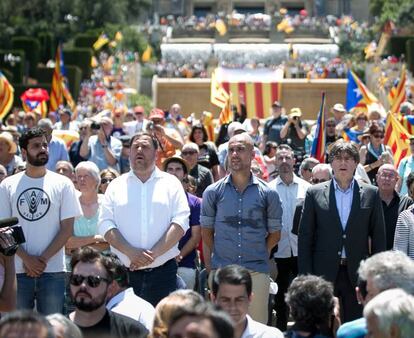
[353,87,362,98]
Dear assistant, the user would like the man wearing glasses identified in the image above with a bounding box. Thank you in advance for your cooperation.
[69,246,148,337]
[123,106,149,136]
[299,139,386,323]
[376,164,412,250]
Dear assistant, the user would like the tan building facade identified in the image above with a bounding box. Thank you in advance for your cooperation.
[154,0,370,22]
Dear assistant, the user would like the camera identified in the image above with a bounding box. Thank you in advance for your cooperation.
[0,217,26,256]
[147,121,155,131]
[90,121,101,130]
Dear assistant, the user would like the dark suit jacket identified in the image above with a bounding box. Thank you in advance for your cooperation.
[298,179,386,287]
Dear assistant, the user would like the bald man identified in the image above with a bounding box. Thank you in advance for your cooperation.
[376,164,413,249]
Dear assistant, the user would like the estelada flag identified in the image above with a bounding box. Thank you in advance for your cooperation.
[384,112,412,167]
[0,71,14,121]
[311,92,326,163]
[388,65,407,115]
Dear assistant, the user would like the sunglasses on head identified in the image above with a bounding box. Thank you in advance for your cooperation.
[101,178,114,184]
[70,274,110,288]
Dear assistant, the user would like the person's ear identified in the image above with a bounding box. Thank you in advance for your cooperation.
[356,286,364,305]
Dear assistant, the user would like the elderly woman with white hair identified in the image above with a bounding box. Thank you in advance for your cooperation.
[364,288,414,338]
[65,161,108,254]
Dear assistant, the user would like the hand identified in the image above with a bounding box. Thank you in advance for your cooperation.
[22,255,46,277]
[153,124,165,137]
[175,254,183,263]
[127,248,154,270]
[93,235,106,243]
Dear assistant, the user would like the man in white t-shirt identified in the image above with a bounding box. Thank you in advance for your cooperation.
[99,132,190,306]
[0,127,82,314]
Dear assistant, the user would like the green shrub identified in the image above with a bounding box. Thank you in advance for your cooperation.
[74,34,99,49]
[389,36,414,57]
[11,36,40,78]
[38,32,55,63]
[406,39,414,74]
[0,49,25,83]
[63,48,93,80]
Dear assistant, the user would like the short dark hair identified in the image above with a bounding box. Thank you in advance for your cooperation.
[212,264,252,297]
[189,124,208,143]
[19,127,46,150]
[407,172,414,191]
[130,132,159,150]
[168,303,234,338]
[285,275,335,334]
[0,310,55,338]
[263,141,278,156]
[328,139,359,163]
[102,252,129,288]
[70,246,115,282]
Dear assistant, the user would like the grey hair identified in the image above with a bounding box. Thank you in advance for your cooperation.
[75,161,101,189]
[37,118,54,130]
[358,251,414,294]
[299,157,320,176]
[56,160,74,173]
[363,289,414,338]
[311,163,332,178]
[46,313,83,338]
[182,142,199,152]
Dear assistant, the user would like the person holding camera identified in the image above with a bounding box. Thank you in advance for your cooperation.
[0,127,82,315]
[0,228,16,312]
[279,107,307,152]
[79,116,122,172]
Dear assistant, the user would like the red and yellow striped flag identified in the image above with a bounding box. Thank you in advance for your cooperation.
[202,111,215,141]
[218,95,232,125]
[210,69,229,109]
[0,71,14,121]
[388,65,407,115]
[384,112,411,167]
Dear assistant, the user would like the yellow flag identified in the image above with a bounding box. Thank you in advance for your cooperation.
[93,33,109,50]
[115,31,123,41]
[91,56,98,68]
[215,19,227,36]
[210,69,229,109]
[141,45,152,63]
[384,112,411,166]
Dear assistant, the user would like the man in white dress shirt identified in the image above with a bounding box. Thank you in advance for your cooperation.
[268,144,311,330]
[211,265,283,338]
[99,132,190,306]
[105,252,155,330]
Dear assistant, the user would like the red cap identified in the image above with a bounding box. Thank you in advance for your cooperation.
[149,108,165,120]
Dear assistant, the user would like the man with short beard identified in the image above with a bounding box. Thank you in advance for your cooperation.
[0,127,82,314]
[69,246,148,338]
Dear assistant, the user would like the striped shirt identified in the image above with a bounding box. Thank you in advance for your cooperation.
[393,207,414,260]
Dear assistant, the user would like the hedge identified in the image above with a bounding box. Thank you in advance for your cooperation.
[0,49,25,83]
[63,48,93,80]
[11,37,40,78]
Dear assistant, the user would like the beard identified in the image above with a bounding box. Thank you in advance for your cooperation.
[26,152,48,167]
[72,289,107,312]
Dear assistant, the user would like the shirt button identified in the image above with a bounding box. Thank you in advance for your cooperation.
[239,199,242,202]
[238,255,241,258]
[238,244,241,247]
[342,234,346,239]
[238,221,241,224]
[238,233,241,236]
[337,251,341,256]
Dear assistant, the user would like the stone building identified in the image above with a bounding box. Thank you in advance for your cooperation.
[152,0,370,22]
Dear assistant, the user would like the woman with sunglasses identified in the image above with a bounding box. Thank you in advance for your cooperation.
[99,168,120,194]
[66,161,109,255]
[359,123,393,185]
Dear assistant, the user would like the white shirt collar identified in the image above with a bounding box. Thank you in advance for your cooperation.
[333,178,354,193]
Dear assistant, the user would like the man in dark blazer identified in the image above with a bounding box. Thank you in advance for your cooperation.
[298,140,386,323]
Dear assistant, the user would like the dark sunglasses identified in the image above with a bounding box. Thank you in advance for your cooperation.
[70,274,110,288]
[372,133,384,139]
[101,178,114,184]
[182,151,197,156]
[312,178,328,184]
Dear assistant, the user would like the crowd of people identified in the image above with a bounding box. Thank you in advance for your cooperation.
[0,93,414,337]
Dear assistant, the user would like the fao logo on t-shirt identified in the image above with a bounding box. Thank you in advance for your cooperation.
[17,188,51,221]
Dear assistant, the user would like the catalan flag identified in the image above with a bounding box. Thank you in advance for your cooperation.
[311,92,326,163]
[346,70,382,113]
[202,111,215,141]
[388,65,407,115]
[218,94,232,125]
[0,71,14,121]
[93,33,109,51]
[21,88,49,118]
[141,45,152,63]
[384,112,411,167]
[342,128,363,143]
[50,45,76,113]
[211,69,229,109]
[398,115,414,135]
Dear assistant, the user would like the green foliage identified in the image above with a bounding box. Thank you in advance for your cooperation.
[128,93,153,112]
[0,49,25,83]
[121,26,148,54]
[74,34,99,49]
[38,32,55,63]
[406,40,414,74]
[12,37,41,78]
[370,0,414,26]
[63,48,93,80]
[65,65,83,101]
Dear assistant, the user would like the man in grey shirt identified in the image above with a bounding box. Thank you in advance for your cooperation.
[201,133,282,324]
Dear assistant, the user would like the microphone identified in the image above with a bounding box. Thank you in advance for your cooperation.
[0,217,18,228]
